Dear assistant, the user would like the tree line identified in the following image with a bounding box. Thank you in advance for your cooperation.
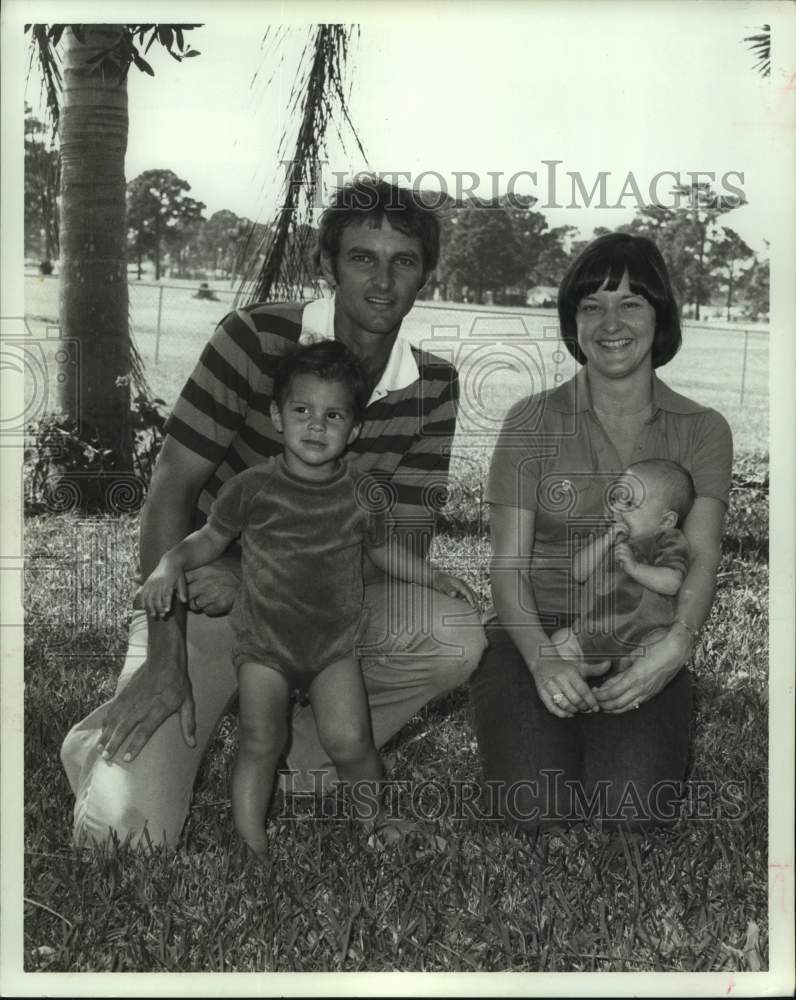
[431,184,768,321]
[26,129,769,322]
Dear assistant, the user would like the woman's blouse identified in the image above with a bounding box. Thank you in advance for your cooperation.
[486,367,733,625]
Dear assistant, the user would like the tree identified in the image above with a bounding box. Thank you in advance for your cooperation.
[739,247,769,320]
[168,195,207,278]
[126,176,157,280]
[709,226,754,321]
[199,209,266,280]
[24,105,60,261]
[126,169,205,280]
[501,195,550,295]
[29,23,201,509]
[672,182,731,320]
[57,25,132,479]
[528,225,578,287]
[619,183,744,319]
[441,203,525,304]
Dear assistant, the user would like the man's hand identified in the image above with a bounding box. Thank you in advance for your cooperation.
[593,626,692,713]
[184,554,242,616]
[97,647,196,762]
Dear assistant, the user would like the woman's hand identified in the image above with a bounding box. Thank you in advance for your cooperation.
[184,553,242,616]
[593,624,692,712]
[530,646,609,718]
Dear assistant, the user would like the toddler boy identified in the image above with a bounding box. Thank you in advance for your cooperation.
[141,341,475,855]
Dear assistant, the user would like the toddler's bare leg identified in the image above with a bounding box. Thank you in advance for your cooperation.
[232,663,290,857]
[309,655,383,822]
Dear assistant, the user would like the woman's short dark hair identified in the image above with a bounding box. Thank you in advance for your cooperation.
[272,340,370,423]
[313,175,441,278]
[557,232,682,369]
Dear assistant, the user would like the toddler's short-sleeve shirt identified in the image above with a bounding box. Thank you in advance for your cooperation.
[208,455,387,684]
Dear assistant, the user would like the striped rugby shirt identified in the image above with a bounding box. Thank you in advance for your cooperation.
[164,296,459,555]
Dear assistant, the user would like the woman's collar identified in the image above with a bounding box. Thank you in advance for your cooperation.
[547,366,709,415]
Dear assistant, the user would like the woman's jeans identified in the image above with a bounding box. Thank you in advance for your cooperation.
[469,621,692,830]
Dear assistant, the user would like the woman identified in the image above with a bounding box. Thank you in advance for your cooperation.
[470,233,733,830]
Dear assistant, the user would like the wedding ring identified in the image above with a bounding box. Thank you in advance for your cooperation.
[552,692,564,705]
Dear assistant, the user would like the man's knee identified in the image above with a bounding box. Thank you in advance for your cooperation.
[426,601,486,695]
[71,773,178,849]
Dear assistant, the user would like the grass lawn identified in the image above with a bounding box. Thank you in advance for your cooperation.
[21,278,770,973]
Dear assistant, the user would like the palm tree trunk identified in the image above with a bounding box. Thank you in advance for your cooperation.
[59,25,132,482]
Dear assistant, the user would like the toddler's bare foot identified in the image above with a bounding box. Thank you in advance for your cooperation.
[237,830,269,862]
[365,814,419,849]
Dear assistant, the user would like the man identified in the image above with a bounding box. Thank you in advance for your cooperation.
[61,177,487,846]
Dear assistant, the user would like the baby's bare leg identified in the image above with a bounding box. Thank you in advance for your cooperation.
[547,627,586,664]
[233,662,291,857]
[309,655,383,822]
[547,627,612,682]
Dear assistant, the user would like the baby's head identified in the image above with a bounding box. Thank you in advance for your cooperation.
[608,459,695,540]
[271,340,370,468]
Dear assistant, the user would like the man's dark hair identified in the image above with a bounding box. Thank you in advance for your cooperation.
[628,458,696,523]
[313,174,441,278]
[557,232,682,369]
[272,340,370,422]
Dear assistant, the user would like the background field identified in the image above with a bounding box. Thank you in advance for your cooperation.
[22,276,770,973]
[23,273,769,461]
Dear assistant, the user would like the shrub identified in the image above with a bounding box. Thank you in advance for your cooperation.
[24,393,168,516]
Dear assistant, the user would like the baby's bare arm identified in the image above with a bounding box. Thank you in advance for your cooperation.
[613,542,684,595]
[626,563,684,595]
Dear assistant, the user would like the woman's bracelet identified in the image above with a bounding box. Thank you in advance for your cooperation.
[673,617,700,643]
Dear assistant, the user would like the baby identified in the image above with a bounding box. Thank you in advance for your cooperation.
[550,458,694,669]
[141,340,475,855]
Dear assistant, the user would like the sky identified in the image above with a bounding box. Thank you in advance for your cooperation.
[18,0,788,256]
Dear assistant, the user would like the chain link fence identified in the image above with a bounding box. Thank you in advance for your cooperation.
[23,273,769,453]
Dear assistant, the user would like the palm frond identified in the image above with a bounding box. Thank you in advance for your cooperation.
[236,24,367,306]
[743,25,770,78]
[26,24,64,133]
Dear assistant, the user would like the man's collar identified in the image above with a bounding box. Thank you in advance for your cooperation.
[299,294,419,403]
[300,295,336,343]
[545,365,709,415]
